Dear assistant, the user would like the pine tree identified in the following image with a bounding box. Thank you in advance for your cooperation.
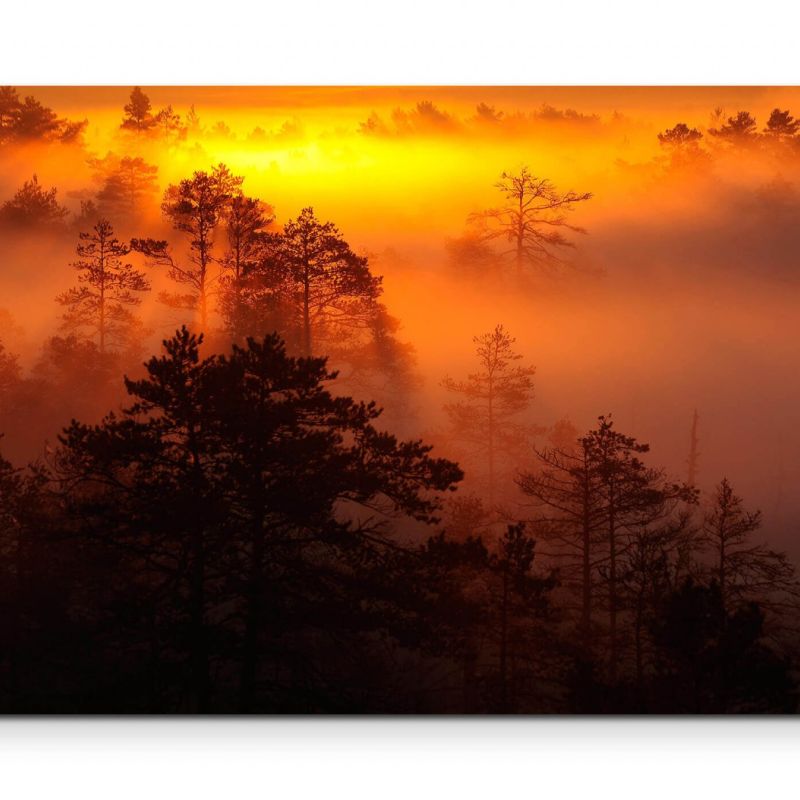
[121,87,154,133]
[219,193,274,341]
[701,479,796,613]
[57,219,150,354]
[709,111,759,145]
[442,324,537,507]
[91,155,159,220]
[0,86,21,142]
[56,327,462,711]
[0,175,69,229]
[763,108,799,142]
[133,164,243,331]
[273,207,382,356]
[582,416,694,681]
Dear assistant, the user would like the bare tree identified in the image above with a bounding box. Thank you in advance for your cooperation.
[468,167,592,277]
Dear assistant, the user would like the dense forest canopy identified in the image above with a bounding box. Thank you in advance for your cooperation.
[1,86,800,712]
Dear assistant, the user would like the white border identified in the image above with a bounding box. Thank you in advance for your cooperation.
[1,718,799,799]
[3,2,800,796]
[3,0,800,85]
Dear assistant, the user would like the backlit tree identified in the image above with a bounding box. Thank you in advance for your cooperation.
[132,164,243,331]
[442,324,537,507]
[468,167,592,277]
[57,220,150,354]
[272,207,382,356]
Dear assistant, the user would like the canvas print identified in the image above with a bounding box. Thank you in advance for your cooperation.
[1,86,799,714]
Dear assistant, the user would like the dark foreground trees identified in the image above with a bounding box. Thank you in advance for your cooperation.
[49,328,461,711]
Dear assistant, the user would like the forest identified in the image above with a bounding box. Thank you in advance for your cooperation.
[0,86,800,712]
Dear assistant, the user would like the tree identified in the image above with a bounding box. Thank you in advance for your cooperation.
[91,155,159,220]
[0,448,52,709]
[185,105,202,135]
[121,87,154,133]
[153,105,184,141]
[442,325,537,507]
[0,341,21,401]
[582,416,695,681]
[700,479,796,613]
[133,164,243,331]
[709,111,759,144]
[658,122,703,147]
[763,108,800,142]
[649,579,796,712]
[0,89,79,144]
[518,437,605,638]
[55,327,462,711]
[272,207,382,356]
[474,103,504,125]
[219,194,274,341]
[0,175,69,229]
[468,167,592,277]
[617,512,697,698]
[56,220,150,354]
[13,96,62,140]
[0,86,21,142]
[657,123,706,167]
[489,522,554,711]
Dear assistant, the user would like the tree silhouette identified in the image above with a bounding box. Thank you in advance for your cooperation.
[701,479,797,614]
[581,416,695,681]
[657,123,706,168]
[649,579,796,712]
[132,164,243,331]
[0,175,69,229]
[489,522,554,711]
[0,86,21,142]
[91,155,159,221]
[56,327,462,711]
[709,111,759,144]
[153,105,184,141]
[763,108,800,142]
[518,436,605,638]
[14,96,61,140]
[658,122,703,147]
[219,194,274,341]
[468,167,592,277]
[121,87,154,133]
[442,325,537,507]
[0,88,80,144]
[57,220,150,354]
[272,207,382,356]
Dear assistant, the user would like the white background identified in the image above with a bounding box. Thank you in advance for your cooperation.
[3,0,800,796]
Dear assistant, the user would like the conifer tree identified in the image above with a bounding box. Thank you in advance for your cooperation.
[57,219,150,353]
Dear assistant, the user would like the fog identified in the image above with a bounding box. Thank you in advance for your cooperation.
[2,86,800,550]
